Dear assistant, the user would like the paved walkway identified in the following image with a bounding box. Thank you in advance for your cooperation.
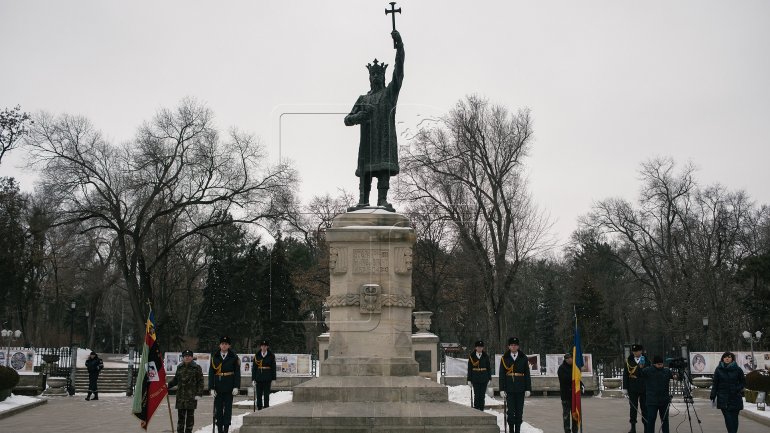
[1,394,768,432]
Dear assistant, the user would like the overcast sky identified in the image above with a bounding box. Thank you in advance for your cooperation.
[2,0,769,248]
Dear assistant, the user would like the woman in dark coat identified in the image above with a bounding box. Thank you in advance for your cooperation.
[710,351,745,433]
[85,351,104,401]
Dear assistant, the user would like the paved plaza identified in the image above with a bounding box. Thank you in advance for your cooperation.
[1,394,769,432]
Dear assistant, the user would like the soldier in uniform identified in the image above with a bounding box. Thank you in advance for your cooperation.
[85,351,103,401]
[498,337,532,433]
[622,343,648,433]
[209,336,241,433]
[466,340,492,411]
[168,349,204,433]
[252,339,277,410]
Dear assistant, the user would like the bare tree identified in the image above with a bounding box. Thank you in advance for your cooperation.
[398,95,553,348]
[25,99,297,337]
[584,157,759,347]
[0,105,32,165]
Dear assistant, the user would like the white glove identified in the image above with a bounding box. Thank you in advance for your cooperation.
[210,390,217,396]
[232,388,239,396]
[252,380,256,387]
[500,391,506,398]
[621,389,628,396]
[525,391,531,398]
[194,396,200,401]
[467,381,472,386]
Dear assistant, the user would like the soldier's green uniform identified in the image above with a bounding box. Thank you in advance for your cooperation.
[209,336,241,433]
[168,350,204,433]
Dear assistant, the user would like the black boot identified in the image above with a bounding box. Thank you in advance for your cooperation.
[217,426,223,433]
[357,176,371,207]
[376,187,394,211]
[223,427,229,433]
[85,392,91,401]
[628,423,636,433]
[92,392,98,400]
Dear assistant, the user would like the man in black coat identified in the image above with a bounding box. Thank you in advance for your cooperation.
[466,340,492,411]
[252,339,277,410]
[639,355,675,433]
[498,337,531,433]
[208,336,241,433]
[622,343,648,433]
[557,352,580,433]
[85,351,104,401]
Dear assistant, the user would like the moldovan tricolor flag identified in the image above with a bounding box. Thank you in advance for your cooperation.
[571,317,584,431]
[132,308,168,429]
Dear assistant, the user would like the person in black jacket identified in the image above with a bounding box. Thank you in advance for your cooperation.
[466,340,492,411]
[252,339,277,410]
[710,351,745,433]
[557,352,581,433]
[208,336,241,433]
[622,344,648,433]
[639,355,675,433]
[498,337,531,433]
[85,351,104,401]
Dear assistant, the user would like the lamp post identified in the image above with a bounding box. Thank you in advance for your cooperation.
[741,330,763,370]
[69,300,76,348]
[702,316,709,351]
[2,329,23,367]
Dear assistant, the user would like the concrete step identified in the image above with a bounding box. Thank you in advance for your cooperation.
[240,401,499,433]
[292,376,448,403]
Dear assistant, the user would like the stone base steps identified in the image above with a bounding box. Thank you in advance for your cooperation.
[240,401,499,433]
[75,368,129,393]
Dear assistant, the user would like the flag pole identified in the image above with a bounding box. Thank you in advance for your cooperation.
[574,306,584,433]
[165,390,174,433]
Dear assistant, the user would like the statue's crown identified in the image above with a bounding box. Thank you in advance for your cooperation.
[366,58,388,75]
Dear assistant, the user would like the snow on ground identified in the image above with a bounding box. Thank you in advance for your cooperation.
[0,394,43,414]
[232,391,293,408]
[447,385,543,433]
[742,397,770,420]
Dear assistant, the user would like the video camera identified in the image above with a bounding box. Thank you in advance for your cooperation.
[667,357,688,370]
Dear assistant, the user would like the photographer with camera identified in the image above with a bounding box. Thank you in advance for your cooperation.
[710,351,745,433]
[622,344,648,433]
[639,355,676,433]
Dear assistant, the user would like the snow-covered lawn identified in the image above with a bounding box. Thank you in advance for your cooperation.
[742,397,770,420]
[0,394,44,414]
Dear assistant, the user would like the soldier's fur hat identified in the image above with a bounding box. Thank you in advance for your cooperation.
[631,344,643,352]
[260,339,270,346]
[182,349,193,356]
[507,337,520,346]
[474,340,484,347]
[219,336,231,344]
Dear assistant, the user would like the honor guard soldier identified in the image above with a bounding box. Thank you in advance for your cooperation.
[252,339,277,410]
[85,351,104,401]
[209,336,241,433]
[467,340,492,410]
[168,349,204,433]
[498,337,532,433]
[622,343,648,433]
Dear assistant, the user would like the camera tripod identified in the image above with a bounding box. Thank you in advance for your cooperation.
[669,368,704,433]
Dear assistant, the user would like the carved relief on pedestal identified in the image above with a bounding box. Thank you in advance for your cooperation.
[353,249,389,274]
[329,247,348,274]
[394,247,413,274]
[360,284,381,313]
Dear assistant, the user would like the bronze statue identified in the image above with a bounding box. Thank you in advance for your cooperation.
[344,26,404,212]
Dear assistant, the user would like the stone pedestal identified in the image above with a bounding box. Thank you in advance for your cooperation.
[241,210,498,433]
[43,377,68,396]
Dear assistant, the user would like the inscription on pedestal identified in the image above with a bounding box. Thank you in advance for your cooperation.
[353,249,389,273]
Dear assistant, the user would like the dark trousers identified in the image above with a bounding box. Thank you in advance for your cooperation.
[256,380,272,410]
[561,399,578,433]
[628,390,646,425]
[505,391,525,430]
[471,381,487,410]
[176,408,194,433]
[721,409,739,433]
[213,392,233,427]
[88,373,99,392]
[644,404,669,433]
